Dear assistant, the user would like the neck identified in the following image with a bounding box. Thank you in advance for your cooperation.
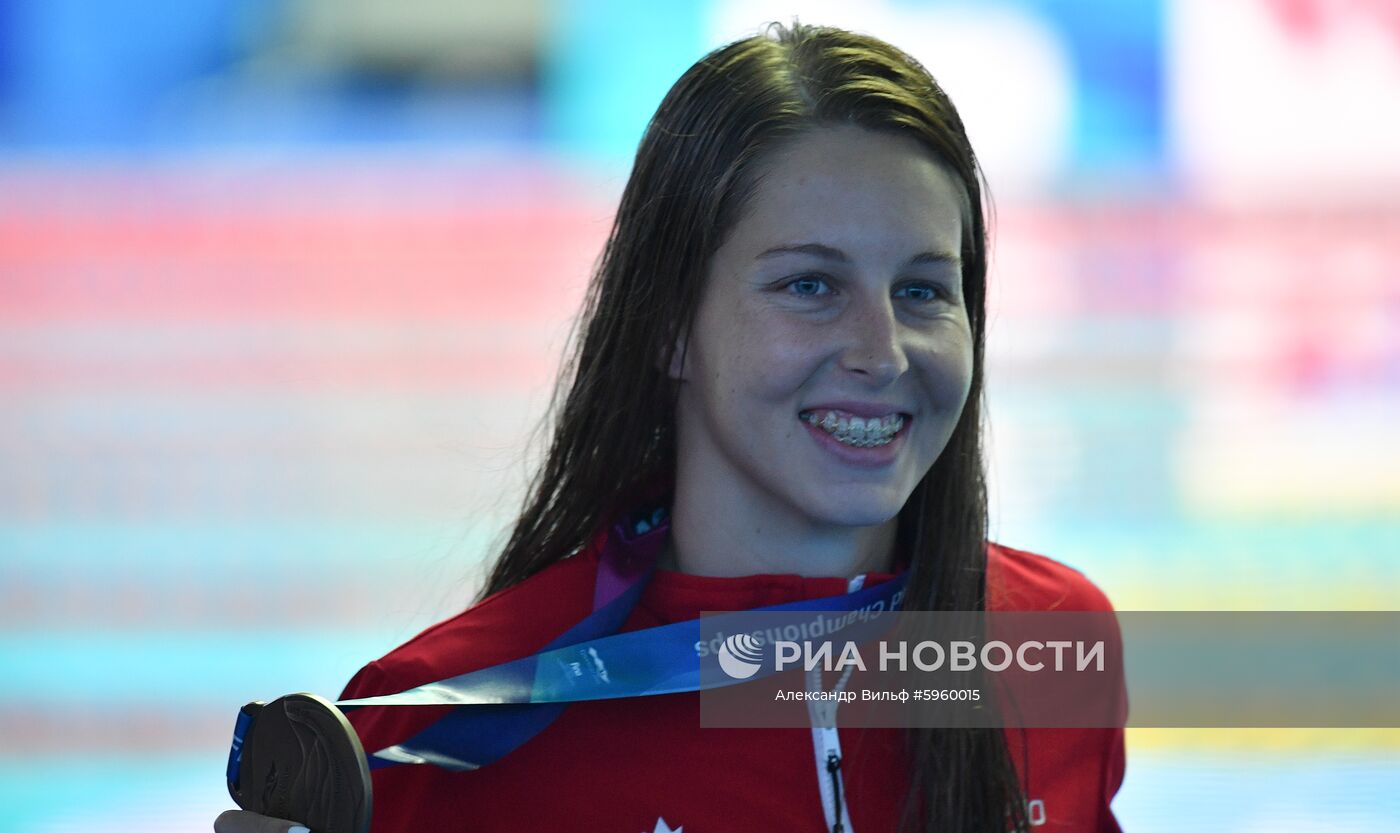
[663,479,898,579]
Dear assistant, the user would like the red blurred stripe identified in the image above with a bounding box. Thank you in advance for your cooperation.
[0,703,231,755]
[0,349,561,391]
[0,165,608,323]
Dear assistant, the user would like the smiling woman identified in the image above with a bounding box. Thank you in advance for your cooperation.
[670,126,974,579]
[216,21,1123,833]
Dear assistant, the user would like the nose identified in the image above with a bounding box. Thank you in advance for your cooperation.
[837,292,909,385]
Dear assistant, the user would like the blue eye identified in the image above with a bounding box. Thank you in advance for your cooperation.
[786,275,831,296]
[895,283,946,303]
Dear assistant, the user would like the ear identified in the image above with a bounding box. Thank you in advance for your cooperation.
[662,325,690,382]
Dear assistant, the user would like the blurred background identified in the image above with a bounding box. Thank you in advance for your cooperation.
[1,0,1397,830]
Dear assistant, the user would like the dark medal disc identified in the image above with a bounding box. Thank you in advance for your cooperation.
[228,693,372,833]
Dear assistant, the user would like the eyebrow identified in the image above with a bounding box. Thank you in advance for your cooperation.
[755,242,960,267]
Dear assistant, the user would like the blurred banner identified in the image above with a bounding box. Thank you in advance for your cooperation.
[1,2,1397,832]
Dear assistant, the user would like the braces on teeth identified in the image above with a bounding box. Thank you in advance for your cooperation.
[801,410,905,448]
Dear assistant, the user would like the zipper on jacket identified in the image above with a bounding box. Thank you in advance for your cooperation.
[826,751,845,833]
[808,573,865,833]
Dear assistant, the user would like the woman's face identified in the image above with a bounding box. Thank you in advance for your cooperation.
[672,124,974,531]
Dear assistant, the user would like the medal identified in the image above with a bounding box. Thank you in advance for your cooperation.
[227,693,372,833]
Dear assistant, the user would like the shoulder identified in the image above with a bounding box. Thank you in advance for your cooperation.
[986,541,1116,613]
[339,544,603,753]
[988,543,1127,830]
[341,544,601,699]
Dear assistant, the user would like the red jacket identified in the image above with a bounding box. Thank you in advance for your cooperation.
[342,538,1125,832]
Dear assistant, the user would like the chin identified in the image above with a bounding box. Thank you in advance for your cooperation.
[804,487,909,528]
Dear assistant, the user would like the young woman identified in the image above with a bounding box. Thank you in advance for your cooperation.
[218,22,1124,833]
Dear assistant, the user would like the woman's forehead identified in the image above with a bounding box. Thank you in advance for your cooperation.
[725,126,967,256]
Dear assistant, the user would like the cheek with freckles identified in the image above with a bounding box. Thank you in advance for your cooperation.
[707,303,810,400]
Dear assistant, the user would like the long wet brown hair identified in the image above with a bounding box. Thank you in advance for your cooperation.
[481,22,1028,833]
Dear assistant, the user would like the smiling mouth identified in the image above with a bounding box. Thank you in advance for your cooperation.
[799,409,907,448]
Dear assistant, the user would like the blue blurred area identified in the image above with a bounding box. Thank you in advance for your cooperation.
[0,0,1166,176]
[1,0,261,146]
[542,0,708,162]
[0,0,541,150]
[1014,0,1166,176]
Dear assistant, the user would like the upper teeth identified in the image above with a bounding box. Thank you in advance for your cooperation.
[801,410,904,447]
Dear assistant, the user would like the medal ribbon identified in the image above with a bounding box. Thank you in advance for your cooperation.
[237,506,908,773]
